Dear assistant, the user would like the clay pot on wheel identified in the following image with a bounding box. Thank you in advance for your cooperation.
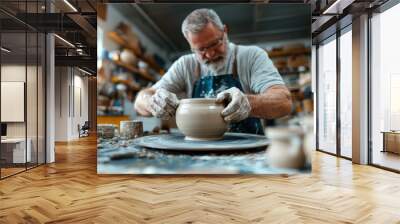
[176,98,228,141]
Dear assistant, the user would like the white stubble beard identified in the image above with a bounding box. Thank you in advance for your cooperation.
[196,38,230,74]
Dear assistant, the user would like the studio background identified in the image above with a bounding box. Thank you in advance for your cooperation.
[96,3,313,174]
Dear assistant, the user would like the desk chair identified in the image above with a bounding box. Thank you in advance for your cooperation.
[78,121,90,138]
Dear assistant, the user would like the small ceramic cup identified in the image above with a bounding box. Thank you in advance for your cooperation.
[176,98,228,141]
[97,124,116,139]
[120,120,143,139]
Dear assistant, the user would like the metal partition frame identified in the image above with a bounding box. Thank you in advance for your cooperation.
[315,0,400,173]
[315,18,353,161]
[0,1,48,180]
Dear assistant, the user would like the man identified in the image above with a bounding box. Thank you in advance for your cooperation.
[134,8,292,135]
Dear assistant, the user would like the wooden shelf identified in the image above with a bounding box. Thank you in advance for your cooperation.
[107,31,164,75]
[279,69,310,76]
[106,59,156,82]
[111,76,141,92]
[268,48,311,58]
[108,31,141,56]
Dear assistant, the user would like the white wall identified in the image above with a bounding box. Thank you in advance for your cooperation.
[55,67,68,141]
[54,67,89,141]
[72,73,89,138]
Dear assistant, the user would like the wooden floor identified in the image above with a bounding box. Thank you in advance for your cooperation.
[372,150,400,171]
[1,136,400,223]
[1,163,45,178]
[1,167,26,178]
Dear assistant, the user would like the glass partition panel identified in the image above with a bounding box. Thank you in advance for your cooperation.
[371,3,400,171]
[339,28,352,158]
[317,36,337,154]
[1,30,27,177]
[0,0,47,178]
[27,31,38,169]
[38,32,45,165]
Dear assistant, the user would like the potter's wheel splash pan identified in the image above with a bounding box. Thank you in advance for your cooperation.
[133,132,270,152]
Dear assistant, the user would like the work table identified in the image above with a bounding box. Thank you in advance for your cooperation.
[97,132,311,175]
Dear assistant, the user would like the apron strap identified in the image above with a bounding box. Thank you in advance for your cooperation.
[232,45,238,80]
[193,61,201,86]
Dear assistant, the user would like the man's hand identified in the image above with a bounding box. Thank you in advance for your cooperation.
[216,87,251,122]
[149,88,179,120]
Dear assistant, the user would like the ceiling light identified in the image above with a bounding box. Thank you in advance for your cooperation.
[322,0,354,15]
[323,0,342,14]
[1,47,11,53]
[78,67,93,76]
[76,49,85,55]
[63,0,78,12]
[54,34,75,48]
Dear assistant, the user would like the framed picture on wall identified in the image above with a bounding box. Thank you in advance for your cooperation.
[1,81,25,122]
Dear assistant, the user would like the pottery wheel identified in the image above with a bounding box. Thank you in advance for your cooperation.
[133,132,270,152]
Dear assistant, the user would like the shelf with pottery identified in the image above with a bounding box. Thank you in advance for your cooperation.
[279,69,310,76]
[107,31,165,76]
[266,44,312,116]
[267,47,311,58]
[106,58,156,82]
[110,74,141,92]
[268,45,310,78]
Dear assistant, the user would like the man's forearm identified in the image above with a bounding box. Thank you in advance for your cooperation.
[247,85,292,119]
[134,88,155,116]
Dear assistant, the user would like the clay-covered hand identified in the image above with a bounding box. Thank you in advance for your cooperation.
[216,87,251,122]
[149,88,179,120]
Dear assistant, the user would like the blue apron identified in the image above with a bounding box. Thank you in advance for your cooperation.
[191,46,264,135]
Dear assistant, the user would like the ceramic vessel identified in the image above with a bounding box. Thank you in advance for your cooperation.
[120,49,137,64]
[97,124,116,139]
[120,120,143,139]
[176,98,228,141]
[266,127,306,169]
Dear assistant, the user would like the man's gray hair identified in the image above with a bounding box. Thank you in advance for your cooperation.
[181,8,224,38]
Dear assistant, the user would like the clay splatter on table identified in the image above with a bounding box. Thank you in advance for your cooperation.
[97,133,311,174]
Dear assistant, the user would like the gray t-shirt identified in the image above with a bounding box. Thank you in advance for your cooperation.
[153,43,284,98]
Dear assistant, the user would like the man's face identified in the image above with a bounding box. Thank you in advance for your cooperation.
[187,22,229,72]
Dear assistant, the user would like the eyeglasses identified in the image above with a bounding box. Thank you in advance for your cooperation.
[191,34,225,55]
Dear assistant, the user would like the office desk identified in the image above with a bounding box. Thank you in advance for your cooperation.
[381,131,400,154]
[1,138,31,163]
